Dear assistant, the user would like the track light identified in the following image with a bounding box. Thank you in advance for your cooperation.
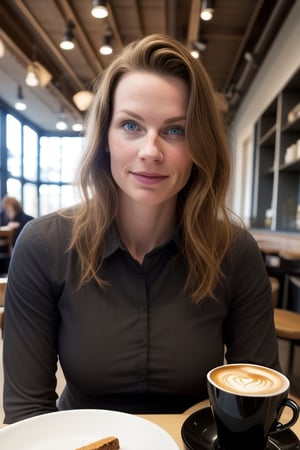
[14,85,27,111]
[72,122,83,132]
[190,49,200,59]
[200,0,214,21]
[56,107,68,130]
[99,29,113,55]
[91,0,108,19]
[60,21,75,50]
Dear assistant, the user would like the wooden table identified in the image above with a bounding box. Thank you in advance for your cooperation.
[1,398,299,449]
[0,227,14,255]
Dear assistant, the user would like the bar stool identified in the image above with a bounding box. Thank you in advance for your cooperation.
[270,276,300,393]
[279,251,300,309]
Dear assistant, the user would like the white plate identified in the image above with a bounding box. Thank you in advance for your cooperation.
[0,409,179,449]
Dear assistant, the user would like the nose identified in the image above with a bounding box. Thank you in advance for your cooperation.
[138,131,163,162]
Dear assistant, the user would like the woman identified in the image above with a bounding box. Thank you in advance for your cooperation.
[3,34,279,424]
[0,196,34,244]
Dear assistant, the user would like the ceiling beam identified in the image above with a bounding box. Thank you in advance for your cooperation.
[222,0,265,93]
[55,0,104,75]
[15,0,85,90]
[185,0,201,50]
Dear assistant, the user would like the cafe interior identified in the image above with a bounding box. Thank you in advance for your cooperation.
[0,0,300,445]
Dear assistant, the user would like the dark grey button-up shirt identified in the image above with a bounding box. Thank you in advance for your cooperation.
[3,211,279,423]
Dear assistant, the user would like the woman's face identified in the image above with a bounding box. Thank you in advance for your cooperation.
[4,205,16,220]
[108,71,193,209]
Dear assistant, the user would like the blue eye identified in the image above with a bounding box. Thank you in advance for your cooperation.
[166,126,184,136]
[123,121,138,131]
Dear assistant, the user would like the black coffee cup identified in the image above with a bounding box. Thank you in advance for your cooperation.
[207,363,299,450]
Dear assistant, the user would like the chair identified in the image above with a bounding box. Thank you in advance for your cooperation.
[270,276,300,393]
[0,227,15,275]
[278,251,300,309]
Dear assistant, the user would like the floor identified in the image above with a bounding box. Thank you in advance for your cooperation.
[0,339,299,424]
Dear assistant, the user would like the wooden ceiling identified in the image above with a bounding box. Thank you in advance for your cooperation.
[0,0,296,132]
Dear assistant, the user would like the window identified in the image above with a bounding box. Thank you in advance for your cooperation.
[6,114,21,177]
[23,183,38,218]
[23,125,38,181]
[2,111,84,217]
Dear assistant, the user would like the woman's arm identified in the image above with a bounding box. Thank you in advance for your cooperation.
[222,229,280,370]
[3,219,61,423]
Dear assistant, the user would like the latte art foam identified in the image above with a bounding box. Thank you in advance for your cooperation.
[209,364,289,396]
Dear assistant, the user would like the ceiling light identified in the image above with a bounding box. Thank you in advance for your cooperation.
[72,123,83,132]
[193,41,207,52]
[25,64,39,86]
[99,30,113,55]
[0,38,5,58]
[25,61,52,87]
[200,0,214,21]
[190,49,200,59]
[56,107,68,130]
[60,21,75,50]
[14,85,27,111]
[73,90,94,111]
[91,0,108,19]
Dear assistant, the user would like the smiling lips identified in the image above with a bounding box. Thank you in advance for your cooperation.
[131,172,168,185]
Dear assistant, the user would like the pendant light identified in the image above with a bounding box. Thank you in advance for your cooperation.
[56,107,68,130]
[25,64,39,86]
[91,0,108,19]
[25,61,52,87]
[200,0,215,21]
[99,28,113,55]
[73,90,94,111]
[14,85,27,111]
[60,21,75,50]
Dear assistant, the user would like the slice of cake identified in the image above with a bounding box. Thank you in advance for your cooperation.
[75,435,120,450]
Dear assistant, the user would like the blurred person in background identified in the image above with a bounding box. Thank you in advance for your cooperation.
[0,195,34,244]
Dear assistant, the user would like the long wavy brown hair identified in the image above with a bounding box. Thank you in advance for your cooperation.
[68,33,234,303]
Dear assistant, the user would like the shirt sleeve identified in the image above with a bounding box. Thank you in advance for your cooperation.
[3,219,60,423]
[222,228,280,370]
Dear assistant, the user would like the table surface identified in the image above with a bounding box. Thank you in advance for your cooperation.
[1,397,299,449]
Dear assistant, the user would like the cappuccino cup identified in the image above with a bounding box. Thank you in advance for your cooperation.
[207,363,299,450]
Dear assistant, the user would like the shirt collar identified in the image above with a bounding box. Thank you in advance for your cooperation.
[103,222,182,260]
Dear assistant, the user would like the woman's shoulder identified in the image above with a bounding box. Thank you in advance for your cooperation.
[231,223,258,246]
[226,222,262,266]
[18,208,73,246]
[29,209,71,227]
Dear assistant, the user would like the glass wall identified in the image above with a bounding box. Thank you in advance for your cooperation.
[0,111,84,218]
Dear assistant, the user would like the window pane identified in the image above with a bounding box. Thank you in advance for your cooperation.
[23,125,38,181]
[6,178,22,199]
[6,114,21,177]
[39,184,60,215]
[61,137,84,182]
[23,183,38,218]
[61,184,79,208]
[40,137,61,182]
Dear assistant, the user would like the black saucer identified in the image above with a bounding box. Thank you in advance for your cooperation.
[181,407,300,450]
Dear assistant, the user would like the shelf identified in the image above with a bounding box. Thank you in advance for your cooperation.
[281,117,300,133]
[259,125,276,146]
[279,159,300,172]
[252,67,300,233]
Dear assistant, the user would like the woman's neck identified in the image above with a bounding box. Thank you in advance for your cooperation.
[116,198,176,264]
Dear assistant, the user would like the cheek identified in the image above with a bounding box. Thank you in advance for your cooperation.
[176,152,193,179]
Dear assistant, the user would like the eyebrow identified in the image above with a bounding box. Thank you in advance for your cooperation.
[117,109,186,124]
